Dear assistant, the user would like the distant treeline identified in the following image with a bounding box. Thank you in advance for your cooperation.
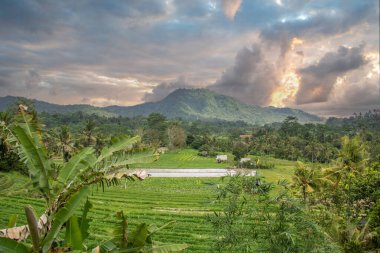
[38,108,380,163]
[1,99,380,168]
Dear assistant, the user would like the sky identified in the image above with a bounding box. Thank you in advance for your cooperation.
[0,0,379,117]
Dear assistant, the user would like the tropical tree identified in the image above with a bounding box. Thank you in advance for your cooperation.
[94,133,106,156]
[208,176,341,253]
[167,125,186,150]
[58,125,74,162]
[83,119,96,147]
[0,111,12,125]
[144,113,168,147]
[327,136,369,215]
[338,136,368,175]
[0,112,26,173]
[0,107,172,253]
[232,141,248,162]
[291,161,330,202]
[94,211,188,253]
[306,136,378,252]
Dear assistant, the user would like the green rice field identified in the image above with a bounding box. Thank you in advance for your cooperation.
[0,152,296,252]
[0,177,221,252]
[133,148,235,168]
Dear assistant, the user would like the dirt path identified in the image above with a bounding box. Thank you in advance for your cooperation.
[133,168,256,177]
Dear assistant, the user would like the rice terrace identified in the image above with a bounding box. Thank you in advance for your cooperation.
[0,150,295,252]
[0,0,379,253]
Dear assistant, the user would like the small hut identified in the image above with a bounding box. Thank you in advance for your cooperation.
[157,147,169,154]
[240,157,251,163]
[216,155,228,163]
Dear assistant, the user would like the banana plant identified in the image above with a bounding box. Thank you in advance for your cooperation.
[0,108,159,252]
[93,211,189,253]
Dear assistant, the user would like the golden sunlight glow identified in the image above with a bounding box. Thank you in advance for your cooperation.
[270,70,300,107]
[290,37,304,50]
[335,76,345,85]
[365,52,380,79]
[270,37,304,107]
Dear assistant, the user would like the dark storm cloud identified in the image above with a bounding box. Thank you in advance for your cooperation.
[209,44,279,106]
[25,70,41,89]
[0,68,16,88]
[0,0,58,36]
[260,0,378,56]
[144,77,191,102]
[295,74,380,117]
[343,81,379,108]
[0,75,10,89]
[296,45,368,104]
[0,0,168,31]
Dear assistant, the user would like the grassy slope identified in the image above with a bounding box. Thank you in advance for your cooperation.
[250,155,296,182]
[0,171,35,196]
[133,149,234,168]
[0,177,220,252]
[134,148,296,182]
[0,152,296,252]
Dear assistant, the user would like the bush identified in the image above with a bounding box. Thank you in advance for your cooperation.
[0,140,27,174]
[197,144,217,157]
[240,159,275,170]
[208,176,341,252]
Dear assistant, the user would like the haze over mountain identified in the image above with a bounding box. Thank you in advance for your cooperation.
[0,89,321,125]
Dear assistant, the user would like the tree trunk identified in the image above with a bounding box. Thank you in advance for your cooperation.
[303,186,307,202]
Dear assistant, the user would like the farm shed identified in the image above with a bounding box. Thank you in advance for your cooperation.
[216,155,228,163]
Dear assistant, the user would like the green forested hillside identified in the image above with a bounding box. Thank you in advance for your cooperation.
[105,89,322,124]
[0,95,117,117]
[0,89,322,125]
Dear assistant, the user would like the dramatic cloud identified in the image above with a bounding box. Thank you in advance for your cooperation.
[296,45,368,104]
[25,70,42,89]
[0,68,152,106]
[294,72,380,117]
[220,0,242,20]
[144,77,191,102]
[260,0,378,61]
[0,0,378,116]
[209,44,279,106]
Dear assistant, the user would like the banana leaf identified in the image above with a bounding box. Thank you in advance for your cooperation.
[0,237,30,253]
[42,186,89,253]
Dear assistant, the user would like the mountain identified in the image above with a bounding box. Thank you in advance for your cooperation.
[105,89,321,124]
[0,89,322,124]
[0,96,117,117]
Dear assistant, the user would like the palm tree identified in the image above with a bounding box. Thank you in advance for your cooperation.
[0,112,13,150]
[83,119,96,147]
[291,162,332,203]
[328,136,369,188]
[292,162,319,202]
[0,109,159,252]
[58,125,73,162]
[0,111,12,125]
[94,133,106,156]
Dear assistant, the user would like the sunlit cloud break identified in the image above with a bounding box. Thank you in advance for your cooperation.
[221,0,242,20]
[0,0,378,116]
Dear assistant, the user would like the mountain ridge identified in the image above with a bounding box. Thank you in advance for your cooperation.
[0,88,322,125]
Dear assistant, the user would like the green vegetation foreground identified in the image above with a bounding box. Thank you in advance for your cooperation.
[0,108,188,252]
[0,177,219,252]
[0,104,379,252]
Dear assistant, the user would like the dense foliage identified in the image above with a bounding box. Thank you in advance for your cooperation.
[209,137,380,252]
[0,89,322,125]
[208,176,341,252]
[0,108,187,253]
[0,100,379,252]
